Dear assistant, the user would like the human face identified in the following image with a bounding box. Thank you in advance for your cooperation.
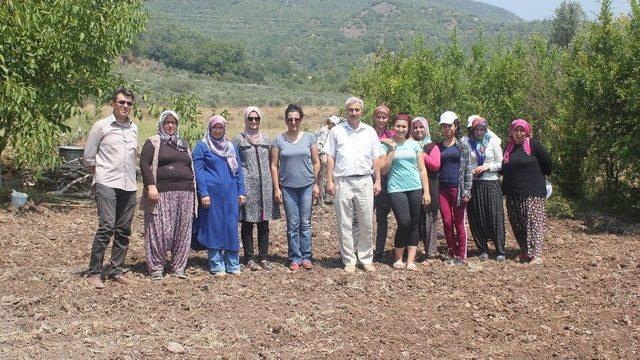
[441,122,457,140]
[285,111,302,131]
[374,113,389,130]
[247,111,260,131]
[112,93,133,121]
[393,119,409,139]
[473,125,486,141]
[326,120,336,129]
[412,122,426,140]
[162,114,178,136]
[346,104,363,122]
[210,123,225,139]
[513,126,527,144]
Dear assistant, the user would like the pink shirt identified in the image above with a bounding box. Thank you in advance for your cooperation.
[423,143,441,173]
[377,128,395,140]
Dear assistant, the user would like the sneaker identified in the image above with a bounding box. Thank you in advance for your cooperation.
[393,261,406,270]
[406,263,419,271]
[150,270,163,281]
[289,262,300,273]
[530,256,543,265]
[246,260,261,271]
[344,264,356,273]
[362,263,376,272]
[302,259,313,270]
[170,271,187,279]
[496,255,506,262]
[373,253,384,263]
[213,271,227,278]
[446,258,465,266]
[260,260,273,271]
[87,275,105,289]
[228,269,241,275]
[479,252,489,261]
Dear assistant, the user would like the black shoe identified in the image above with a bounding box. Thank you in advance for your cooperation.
[373,253,383,263]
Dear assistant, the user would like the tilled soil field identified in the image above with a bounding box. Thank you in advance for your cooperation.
[0,201,639,359]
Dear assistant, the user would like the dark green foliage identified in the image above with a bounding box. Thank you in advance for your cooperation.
[550,1,586,48]
[0,0,146,169]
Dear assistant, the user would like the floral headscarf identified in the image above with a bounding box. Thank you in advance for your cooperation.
[203,115,239,175]
[157,110,186,151]
[503,119,532,164]
[468,117,491,165]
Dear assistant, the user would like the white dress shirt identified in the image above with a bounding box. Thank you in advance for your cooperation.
[324,121,384,178]
[83,114,138,191]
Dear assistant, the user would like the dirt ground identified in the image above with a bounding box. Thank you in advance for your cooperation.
[0,199,639,359]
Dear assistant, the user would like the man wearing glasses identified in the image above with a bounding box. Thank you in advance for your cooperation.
[325,97,384,273]
[84,87,139,288]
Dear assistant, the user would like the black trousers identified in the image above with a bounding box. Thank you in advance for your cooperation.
[88,183,137,277]
[241,220,269,263]
[468,180,506,256]
[389,189,422,248]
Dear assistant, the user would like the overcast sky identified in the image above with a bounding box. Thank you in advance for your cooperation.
[477,0,632,20]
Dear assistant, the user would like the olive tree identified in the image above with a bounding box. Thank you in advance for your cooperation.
[0,0,146,170]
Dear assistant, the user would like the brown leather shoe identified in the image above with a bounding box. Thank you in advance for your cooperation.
[362,263,376,272]
[112,274,137,285]
[88,275,105,289]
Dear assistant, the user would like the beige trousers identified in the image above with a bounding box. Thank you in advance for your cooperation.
[334,176,374,265]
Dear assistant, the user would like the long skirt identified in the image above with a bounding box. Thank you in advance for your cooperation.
[468,180,506,256]
[144,190,195,274]
[506,195,546,258]
[419,206,439,257]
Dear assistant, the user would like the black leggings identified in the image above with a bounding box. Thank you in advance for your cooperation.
[389,189,422,248]
[240,221,269,263]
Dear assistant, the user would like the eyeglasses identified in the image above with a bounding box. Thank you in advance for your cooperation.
[286,117,302,123]
[115,100,133,106]
[247,117,260,122]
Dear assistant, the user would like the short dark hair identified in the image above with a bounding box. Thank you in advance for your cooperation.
[285,103,304,120]
[111,87,135,102]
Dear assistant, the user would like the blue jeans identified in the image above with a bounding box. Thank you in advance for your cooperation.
[281,185,313,264]
[208,249,240,274]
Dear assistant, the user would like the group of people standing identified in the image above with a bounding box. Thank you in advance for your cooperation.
[83,88,552,289]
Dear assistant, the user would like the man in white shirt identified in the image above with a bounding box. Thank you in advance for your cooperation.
[83,87,138,288]
[325,97,384,273]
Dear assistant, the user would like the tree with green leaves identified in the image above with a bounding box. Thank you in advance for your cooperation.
[0,0,146,170]
[550,1,586,48]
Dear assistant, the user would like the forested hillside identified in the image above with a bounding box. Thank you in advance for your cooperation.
[136,0,549,89]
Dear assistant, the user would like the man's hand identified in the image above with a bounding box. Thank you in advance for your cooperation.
[274,189,283,204]
[326,180,335,196]
[312,184,320,200]
[373,181,381,196]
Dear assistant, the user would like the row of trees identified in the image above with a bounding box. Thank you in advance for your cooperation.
[348,0,640,217]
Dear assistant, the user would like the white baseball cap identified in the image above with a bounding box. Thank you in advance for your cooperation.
[439,111,458,125]
[467,115,481,128]
[327,115,341,126]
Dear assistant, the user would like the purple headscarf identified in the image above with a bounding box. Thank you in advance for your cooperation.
[203,115,239,175]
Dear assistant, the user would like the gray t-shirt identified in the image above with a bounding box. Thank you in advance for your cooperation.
[273,132,315,188]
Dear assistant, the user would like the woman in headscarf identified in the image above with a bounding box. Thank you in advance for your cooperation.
[193,115,246,277]
[411,116,441,262]
[502,119,552,264]
[270,104,320,272]
[139,110,197,280]
[437,111,473,265]
[465,116,506,262]
[232,106,280,271]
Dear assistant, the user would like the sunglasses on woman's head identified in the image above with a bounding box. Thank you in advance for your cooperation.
[247,116,260,122]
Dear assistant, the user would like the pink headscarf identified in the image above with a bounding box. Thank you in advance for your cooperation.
[242,106,263,145]
[503,119,532,164]
[411,116,431,144]
[374,105,390,117]
[203,115,239,175]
